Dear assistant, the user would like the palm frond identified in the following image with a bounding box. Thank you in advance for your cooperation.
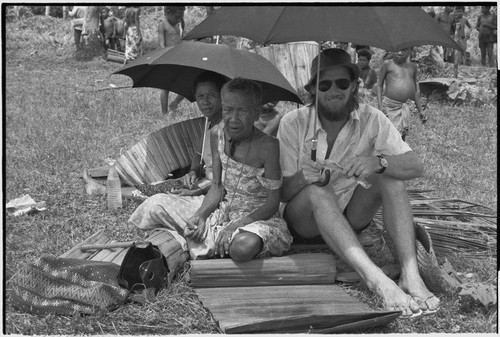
[374,190,497,259]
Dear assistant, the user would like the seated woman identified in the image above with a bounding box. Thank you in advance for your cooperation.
[129,71,226,230]
[130,78,292,261]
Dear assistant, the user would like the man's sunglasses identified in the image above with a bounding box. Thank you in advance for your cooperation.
[318,79,352,92]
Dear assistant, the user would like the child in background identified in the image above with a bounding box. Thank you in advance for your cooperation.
[100,7,119,51]
[453,6,472,66]
[357,49,377,90]
[377,47,426,141]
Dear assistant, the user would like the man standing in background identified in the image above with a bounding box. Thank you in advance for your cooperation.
[435,6,455,63]
[158,6,186,115]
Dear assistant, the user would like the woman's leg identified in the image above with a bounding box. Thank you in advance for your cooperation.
[229,232,263,262]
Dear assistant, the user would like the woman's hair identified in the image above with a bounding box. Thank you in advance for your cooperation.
[193,71,228,95]
[357,48,372,61]
[221,77,263,107]
[165,6,185,13]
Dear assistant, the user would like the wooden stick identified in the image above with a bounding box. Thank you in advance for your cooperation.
[80,241,150,251]
[75,85,132,93]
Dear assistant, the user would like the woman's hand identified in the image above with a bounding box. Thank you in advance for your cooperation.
[214,219,242,258]
[184,215,207,242]
[181,170,198,189]
[170,188,204,196]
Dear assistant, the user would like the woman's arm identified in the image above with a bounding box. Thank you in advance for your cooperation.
[194,129,224,219]
[185,129,224,242]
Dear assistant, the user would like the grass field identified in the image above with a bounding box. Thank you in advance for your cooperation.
[4,7,498,334]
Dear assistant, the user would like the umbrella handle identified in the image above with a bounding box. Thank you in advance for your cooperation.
[199,117,209,167]
[311,139,317,161]
[311,42,322,162]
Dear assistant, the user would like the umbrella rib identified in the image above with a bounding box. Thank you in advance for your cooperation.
[262,7,286,45]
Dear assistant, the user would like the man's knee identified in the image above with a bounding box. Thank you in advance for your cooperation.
[376,174,407,197]
[229,232,263,262]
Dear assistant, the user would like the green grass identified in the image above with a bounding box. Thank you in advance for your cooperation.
[4,8,497,334]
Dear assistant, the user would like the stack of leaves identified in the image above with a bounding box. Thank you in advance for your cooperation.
[373,190,497,309]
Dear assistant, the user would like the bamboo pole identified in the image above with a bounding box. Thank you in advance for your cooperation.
[81,241,150,251]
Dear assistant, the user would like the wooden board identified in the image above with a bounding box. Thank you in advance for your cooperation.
[195,284,400,333]
[190,253,336,288]
[59,230,109,259]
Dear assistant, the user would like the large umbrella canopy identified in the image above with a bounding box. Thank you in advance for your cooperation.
[112,40,302,104]
[184,6,462,51]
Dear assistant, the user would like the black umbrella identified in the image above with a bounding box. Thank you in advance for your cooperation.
[112,40,302,104]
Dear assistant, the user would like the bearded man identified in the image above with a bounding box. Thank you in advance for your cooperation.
[277,48,440,318]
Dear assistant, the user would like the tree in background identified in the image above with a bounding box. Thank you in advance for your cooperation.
[75,6,104,61]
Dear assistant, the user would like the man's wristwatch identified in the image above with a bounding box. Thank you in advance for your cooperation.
[375,155,388,174]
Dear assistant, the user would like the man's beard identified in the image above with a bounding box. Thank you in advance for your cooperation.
[318,92,358,122]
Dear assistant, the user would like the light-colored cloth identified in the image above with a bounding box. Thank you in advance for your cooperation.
[277,103,412,212]
[381,96,412,135]
[129,125,292,260]
[201,120,223,181]
[125,26,142,60]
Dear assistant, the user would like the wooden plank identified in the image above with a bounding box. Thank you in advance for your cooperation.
[59,230,108,259]
[195,284,399,333]
[89,245,117,262]
[308,312,402,334]
[110,247,130,266]
[102,247,126,262]
[190,253,336,288]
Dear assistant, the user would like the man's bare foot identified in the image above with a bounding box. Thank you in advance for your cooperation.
[368,275,422,317]
[399,274,440,313]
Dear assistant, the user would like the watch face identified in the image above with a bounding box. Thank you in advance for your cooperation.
[381,157,388,167]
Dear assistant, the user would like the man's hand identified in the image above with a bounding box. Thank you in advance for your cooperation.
[339,156,380,180]
[184,215,207,242]
[301,156,329,185]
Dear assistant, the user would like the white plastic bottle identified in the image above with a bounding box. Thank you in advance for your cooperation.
[107,160,122,209]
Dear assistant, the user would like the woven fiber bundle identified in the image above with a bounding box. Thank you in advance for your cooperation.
[7,255,130,315]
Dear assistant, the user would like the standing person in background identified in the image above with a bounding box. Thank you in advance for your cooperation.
[453,6,472,66]
[69,6,86,51]
[377,47,426,141]
[436,6,456,62]
[254,101,286,137]
[100,7,119,51]
[158,6,186,115]
[124,6,142,63]
[476,6,497,67]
